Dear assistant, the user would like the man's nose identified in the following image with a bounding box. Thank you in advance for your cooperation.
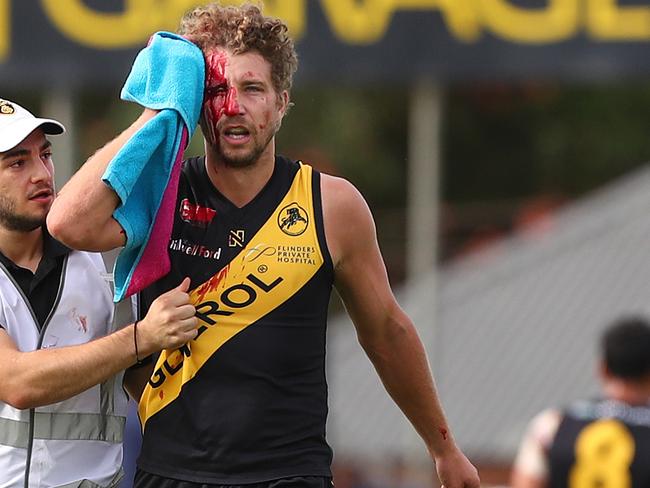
[224,86,240,116]
[31,158,53,183]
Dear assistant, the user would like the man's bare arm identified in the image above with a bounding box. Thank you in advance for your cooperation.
[0,278,196,409]
[47,109,158,251]
[323,174,479,488]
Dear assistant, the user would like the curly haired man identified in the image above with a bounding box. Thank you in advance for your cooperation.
[48,3,480,488]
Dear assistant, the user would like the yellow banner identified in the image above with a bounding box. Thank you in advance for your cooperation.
[4,0,650,65]
[0,0,8,62]
[35,0,650,49]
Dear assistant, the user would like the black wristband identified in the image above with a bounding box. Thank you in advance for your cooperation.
[133,320,144,365]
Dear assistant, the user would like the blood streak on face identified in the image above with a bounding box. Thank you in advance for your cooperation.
[203,51,240,145]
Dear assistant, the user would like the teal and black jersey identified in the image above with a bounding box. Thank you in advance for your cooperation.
[548,399,650,488]
[136,156,334,484]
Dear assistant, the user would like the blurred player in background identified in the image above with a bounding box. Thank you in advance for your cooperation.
[511,316,650,488]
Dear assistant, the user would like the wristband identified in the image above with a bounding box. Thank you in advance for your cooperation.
[133,321,144,365]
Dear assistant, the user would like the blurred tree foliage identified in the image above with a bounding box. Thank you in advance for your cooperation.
[442,83,650,263]
[445,82,650,202]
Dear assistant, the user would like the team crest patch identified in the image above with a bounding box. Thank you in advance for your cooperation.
[0,100,15,115]
[278,202,308,236]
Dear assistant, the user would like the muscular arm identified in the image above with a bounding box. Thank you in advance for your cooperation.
[323,175,479,487]
[0,278,197,410]
[47,109,158,251]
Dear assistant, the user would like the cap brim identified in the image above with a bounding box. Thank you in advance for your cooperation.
[0,118,66,152]
[38,119,66,136]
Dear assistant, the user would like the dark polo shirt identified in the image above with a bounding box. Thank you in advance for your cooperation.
[0,229,70,329]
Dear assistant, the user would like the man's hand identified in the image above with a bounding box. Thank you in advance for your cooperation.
[136,277,198,355]
[435,446,480,488]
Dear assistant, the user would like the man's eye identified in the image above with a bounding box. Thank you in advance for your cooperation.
[10,160,24,168]
[206,85,228,97]
[42,152,53,160]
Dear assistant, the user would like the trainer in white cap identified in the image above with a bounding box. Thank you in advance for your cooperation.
[0,98,65,152]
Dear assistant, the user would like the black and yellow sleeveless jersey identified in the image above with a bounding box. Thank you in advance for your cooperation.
[136,156,334,484]
[548,399,650,488]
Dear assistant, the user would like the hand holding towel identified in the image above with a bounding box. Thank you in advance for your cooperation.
[102,31,205,302]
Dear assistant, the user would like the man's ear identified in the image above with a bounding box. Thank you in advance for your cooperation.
[278,90,290,116]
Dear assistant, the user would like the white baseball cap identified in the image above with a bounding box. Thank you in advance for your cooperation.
[0,98,65,152]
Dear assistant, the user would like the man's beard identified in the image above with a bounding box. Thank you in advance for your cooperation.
[208,119,279,169]
[219,130,274,168]
[0,195,44,232]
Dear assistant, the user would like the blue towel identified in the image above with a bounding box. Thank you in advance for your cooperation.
[102,31,205,302]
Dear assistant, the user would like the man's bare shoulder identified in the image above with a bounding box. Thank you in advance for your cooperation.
[512,408,563,487]
[321,172,355,196]
[320,173,369,215]
[319,173,377,267]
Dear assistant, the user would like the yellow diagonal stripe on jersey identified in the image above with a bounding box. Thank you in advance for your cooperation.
[139,164,323,428]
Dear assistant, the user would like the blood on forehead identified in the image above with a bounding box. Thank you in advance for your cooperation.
[205,51,228,90]
[203,50,240,144]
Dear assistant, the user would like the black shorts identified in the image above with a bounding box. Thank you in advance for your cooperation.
[134,469,333,488]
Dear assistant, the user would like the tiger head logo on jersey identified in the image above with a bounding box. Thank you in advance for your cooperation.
[278,203,308,236]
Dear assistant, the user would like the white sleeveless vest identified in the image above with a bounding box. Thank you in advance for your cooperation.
[0,251,127,488]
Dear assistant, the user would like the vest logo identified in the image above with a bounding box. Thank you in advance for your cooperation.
[276,245,317,265]
[229,229,245,247]
[278,202,308,236]
[245,244,276,262]
[180,199,216,226]
[169,238,222,260]
[0,100,14,115]
[246,244,318,266]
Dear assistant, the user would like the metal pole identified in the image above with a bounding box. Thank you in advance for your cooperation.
[407,79,442,281]
[42,88,76,190]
